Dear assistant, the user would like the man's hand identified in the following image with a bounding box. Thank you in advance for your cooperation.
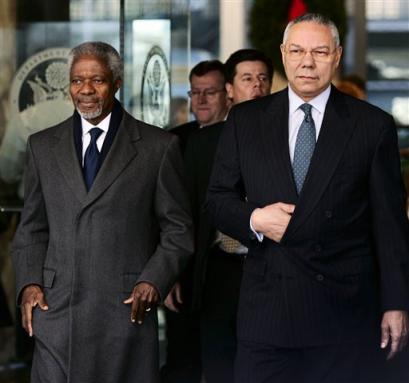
[20,284,48,337]
[250,202,295,242]
[164,281,183,312]
[123,282,159,324]
[380,310,409,360]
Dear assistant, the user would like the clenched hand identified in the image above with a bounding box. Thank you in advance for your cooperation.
[164,281,183,312]
[250,202,295,242]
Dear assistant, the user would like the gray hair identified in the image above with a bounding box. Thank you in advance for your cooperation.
[282,13,340,48]
[68,41,123,82]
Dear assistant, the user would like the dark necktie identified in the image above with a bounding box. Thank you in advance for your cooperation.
[292,103,316,194]
[84,127,103,190]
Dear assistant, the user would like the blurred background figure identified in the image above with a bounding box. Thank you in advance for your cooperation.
[161,59,229,383]
[170,60,230,152]
[165,48,273,383]
[336,73,367,100]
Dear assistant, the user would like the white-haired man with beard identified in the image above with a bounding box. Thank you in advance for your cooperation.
[11,41,193,383]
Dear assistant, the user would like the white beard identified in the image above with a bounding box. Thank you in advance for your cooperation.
[75,99,104,120]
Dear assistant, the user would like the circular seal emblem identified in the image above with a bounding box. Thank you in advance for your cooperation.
[0,48,74,193]
[140,46,170,128]
[9,47,74,137]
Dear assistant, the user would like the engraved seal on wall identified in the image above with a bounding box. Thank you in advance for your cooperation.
[140,46,170,128]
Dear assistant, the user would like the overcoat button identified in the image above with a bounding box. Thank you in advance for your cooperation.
[316,274,324,282]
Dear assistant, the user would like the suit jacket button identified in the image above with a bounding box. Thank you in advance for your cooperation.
[325,210,332,218]
[316,274,324,282]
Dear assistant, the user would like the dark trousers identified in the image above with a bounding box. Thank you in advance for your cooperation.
[161,309,201,383]
[235,338,406,383]
[200,247,244,383]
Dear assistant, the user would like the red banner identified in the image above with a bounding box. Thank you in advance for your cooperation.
[288,0,307,21]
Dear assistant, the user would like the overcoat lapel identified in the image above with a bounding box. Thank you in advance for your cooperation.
[53,118,88,203]
[83,112,140,207]
[52,110,140,208]
[260,89,298,203]
[284,87,355,240]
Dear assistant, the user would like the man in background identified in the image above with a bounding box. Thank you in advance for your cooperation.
[170,60,230,151]
[181,49,273,383]
[161,59,230,383]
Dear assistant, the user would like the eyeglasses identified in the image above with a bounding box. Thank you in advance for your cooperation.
[187,88,225,99]
[282,46,338,62]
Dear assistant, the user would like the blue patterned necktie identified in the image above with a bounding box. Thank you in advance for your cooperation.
[292,103,316,194]
[83,127,103,190]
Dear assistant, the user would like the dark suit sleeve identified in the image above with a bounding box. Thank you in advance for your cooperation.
[205,108,258,246]
[137,135,194,300]
[11,136,49,303]
[370,115,409,311]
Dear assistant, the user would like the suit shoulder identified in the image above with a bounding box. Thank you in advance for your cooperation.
[170,121,198,136]
[187,121,224,148]
[29,116,73,144]
[194,121,224,138]
[232,90,285,116]
[336,89,393,123]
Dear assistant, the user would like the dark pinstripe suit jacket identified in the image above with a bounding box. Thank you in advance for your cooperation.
[206,86,409,347]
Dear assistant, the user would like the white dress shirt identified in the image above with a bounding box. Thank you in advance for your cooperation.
[81,113,112,165]
[288,85,331,162]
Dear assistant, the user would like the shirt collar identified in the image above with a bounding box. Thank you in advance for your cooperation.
[81,113,112,136]
[288,85,331,115]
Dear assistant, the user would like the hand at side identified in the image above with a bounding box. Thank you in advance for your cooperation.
[381,310,409,359]
[123,282,159,324]
[20,284,49,337]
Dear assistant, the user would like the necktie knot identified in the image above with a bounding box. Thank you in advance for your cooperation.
[89,127,103,145]
[300,103,312,122]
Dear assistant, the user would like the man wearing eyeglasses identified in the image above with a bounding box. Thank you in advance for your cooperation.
[162,59,229,383]
[206,13,409,383]
[180,49,273,383]
[170,60,230,152]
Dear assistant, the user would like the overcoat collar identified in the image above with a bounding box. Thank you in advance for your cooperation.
[52,100,140,207]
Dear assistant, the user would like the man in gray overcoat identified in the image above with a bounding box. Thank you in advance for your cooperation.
[11,41,193,383]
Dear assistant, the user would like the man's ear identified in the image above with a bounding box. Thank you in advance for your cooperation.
[114,79,122,93]
[226,82,234,100]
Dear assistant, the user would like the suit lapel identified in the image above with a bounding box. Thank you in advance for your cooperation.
[53,117,88,203]
[260,90,298,203]
[83,111,140,207]
[284,87,355,240]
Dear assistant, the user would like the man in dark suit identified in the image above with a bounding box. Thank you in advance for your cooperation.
[162,59,230,383]
[183,49,273,383]
[206,13,409,383]
[170,60,230,151]
[11,42,193,383]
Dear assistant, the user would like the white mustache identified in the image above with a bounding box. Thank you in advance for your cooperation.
[77,98,101,103]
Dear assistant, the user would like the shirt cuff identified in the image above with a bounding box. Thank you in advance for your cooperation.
[250,211,263,242]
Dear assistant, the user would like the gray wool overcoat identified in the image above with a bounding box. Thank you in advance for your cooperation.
[11,106,193,383]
